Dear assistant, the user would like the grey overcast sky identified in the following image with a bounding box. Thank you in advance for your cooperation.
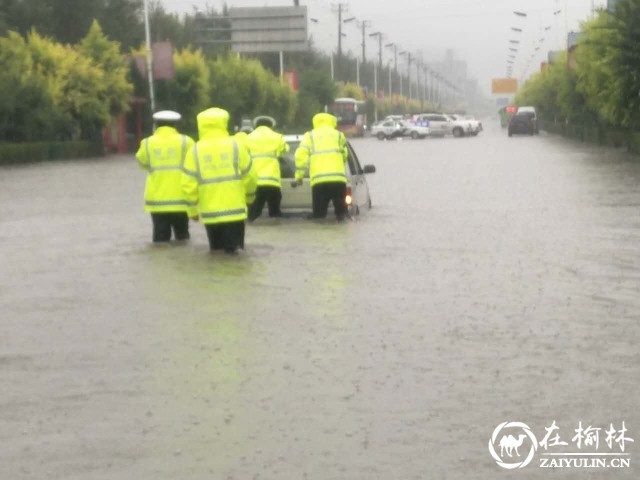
[158,0,606,95]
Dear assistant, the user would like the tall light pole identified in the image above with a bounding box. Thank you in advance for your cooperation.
[143,0,156,114]
[369,31,383,121]
[399,51,412,101]
[385,42,397,94]
[369,32,383,89]
[333,3,349,79]
[358,20,371,64]
[342,17,356,83]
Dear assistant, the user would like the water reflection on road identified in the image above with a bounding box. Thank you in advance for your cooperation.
[1,122,638,479]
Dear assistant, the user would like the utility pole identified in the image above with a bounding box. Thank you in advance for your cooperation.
[359,20,371,63]
[422,67,427,109]
[400,51,412,101]
[385,43,397,94]
[369,31,384,121]
[416,61,421,108]
[369,31,383,96]
[333,2,349,76]
[143,0,156,114]
[374,62,378,121]
[407,52,412,101]
[423,66,429,108]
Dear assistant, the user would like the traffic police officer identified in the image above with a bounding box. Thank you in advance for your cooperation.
[294,113,349,220]
[135,110,195,242]
[246,116,289,220]
[181,108,257,254]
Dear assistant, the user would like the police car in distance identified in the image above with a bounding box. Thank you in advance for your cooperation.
[370,119,405,140]
[277,135,376,216]
[399,119,430,139]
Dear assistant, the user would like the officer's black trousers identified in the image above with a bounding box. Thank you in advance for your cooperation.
[248,186,282,221]
[205,221,245,253]
[151,212,190,242]
[312,182,347,220]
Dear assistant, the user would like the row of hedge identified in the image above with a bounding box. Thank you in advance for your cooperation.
[539,120,640,155]
[0,141,103,165]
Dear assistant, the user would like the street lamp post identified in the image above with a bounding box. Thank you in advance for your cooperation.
[385,42,398,95]
[338,16,355,81]
[369,31,384,122]
[399,51,412,101]
[143,0,156,114]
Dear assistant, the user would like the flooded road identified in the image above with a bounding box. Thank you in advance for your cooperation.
[1,121,639,479]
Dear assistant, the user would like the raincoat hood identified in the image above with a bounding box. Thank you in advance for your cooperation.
[312,113,338,129]
[197,108,230,138]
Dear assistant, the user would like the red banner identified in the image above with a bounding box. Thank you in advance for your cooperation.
[283,71,299,92]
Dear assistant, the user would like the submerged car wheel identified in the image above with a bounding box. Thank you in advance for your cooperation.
[411,131,419,139]
[453,127,464,138]
[376,132,386,140]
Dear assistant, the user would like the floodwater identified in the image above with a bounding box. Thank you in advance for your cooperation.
[1,121,638,479]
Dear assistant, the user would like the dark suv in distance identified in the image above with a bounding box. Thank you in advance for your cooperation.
[508,113,535,136]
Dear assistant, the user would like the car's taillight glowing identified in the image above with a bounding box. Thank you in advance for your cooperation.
[345,186,353,206]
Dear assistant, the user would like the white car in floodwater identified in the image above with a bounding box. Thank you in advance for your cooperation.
[399,120,430,139]
[276,135,376,216]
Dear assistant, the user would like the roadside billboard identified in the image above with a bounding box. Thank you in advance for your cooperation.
[491,78,518,94]
[229,6,308,53]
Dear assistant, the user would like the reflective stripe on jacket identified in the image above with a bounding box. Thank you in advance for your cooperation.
[294,126,348,186]
[181,137,257,225]
[246,126,289,188]
[135,127,195,213]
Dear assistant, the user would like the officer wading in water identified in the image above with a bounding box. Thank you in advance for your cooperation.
[246,116,289,221]
[181,108,257,254]
[135,110,195,243]
[294,113,349,220]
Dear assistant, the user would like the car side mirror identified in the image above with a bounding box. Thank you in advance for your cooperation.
[363,164,376,174]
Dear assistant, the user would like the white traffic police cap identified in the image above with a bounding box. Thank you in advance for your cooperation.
[152,110,181,122]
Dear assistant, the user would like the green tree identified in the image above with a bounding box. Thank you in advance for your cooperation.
[575,2,640,128]
[295,65,337,127]
[99,0,143,50]
[209,54,297,129]
[154,47,210,137]
[340,82,364,100]
[0,31,73,141]
[28,29,108,140]
[79,20,132,118]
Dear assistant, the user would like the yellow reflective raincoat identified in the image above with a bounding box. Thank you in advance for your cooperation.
[246,126,289,188]
[135,126,195,213]
[294,113,348,186]
[181,108,257,224]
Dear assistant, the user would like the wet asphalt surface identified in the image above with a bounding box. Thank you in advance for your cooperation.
[1,121,639,479]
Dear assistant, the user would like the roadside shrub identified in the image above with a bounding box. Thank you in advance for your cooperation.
[0,141,102,164]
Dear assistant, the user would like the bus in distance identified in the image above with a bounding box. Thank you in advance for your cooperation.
[328,97,367,137]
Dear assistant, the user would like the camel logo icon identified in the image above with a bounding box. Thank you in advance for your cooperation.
[489,421,538,469]
[500,433,526,457]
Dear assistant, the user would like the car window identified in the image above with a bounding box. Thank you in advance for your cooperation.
[281,141,306,178]
[346,143,360,175]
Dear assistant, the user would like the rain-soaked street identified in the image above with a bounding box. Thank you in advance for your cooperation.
[1,121,639,479]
